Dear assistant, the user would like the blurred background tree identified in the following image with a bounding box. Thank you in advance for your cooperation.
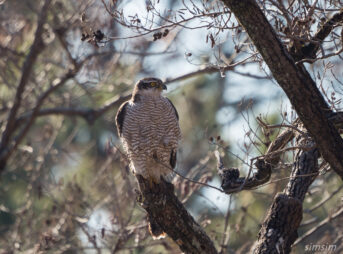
[0,0,343,253]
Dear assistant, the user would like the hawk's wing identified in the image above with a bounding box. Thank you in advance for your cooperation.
[115,101,129,137]
[165,98,179,169]
[166,98,179,120]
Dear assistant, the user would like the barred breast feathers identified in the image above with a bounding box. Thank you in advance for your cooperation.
[116,91,181,182]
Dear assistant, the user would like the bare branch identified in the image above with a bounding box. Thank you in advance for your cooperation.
[253,126,319,253]
[16,92,131,125]
[0,68,76,170]
[136,175,218,254]
[293,206,343,246]
[291,8,343,61]
[222,0,343,180]
[0,0,52,158]
[307,184,343,213]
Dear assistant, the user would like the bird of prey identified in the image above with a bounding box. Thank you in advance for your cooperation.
[115,77,181,186]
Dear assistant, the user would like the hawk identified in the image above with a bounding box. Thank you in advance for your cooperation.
[115,77,181,185]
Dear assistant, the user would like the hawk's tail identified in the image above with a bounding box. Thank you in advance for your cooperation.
[148,214,166,240]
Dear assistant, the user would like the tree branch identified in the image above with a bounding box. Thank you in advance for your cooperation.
[293,206,343,246]
[136,175,218,254]
[0,69,75,171]
[252,194,303,254]
[221,0,343,180]
[13,58,254,128]
[15,92,131,125]
[216,108,343,194]
[0,0,52,156]
[253,128,319,253]
[217,118,297,194]
[290,8,343,61]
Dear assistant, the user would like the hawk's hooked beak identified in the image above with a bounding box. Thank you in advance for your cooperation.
[161,84,167,90]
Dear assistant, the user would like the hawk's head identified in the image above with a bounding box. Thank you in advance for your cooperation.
[133,77,167,96]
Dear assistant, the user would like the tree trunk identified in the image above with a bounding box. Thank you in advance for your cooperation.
[221,0,343,179]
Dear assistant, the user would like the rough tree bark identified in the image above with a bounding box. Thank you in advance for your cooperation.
[136,175,218,254]
[218,1,343,253]
[253,129,319,254]
[221,0,343,180]
[220,115,343,252]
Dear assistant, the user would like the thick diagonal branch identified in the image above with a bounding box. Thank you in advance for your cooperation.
[136,175,218,254]
[253,129,319,254]
[222,0,343,180]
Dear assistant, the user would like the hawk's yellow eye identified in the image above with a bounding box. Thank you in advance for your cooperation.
[150,82,157,87]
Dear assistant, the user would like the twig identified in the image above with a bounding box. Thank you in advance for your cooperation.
[165,54,258,85]
[307,185,343,213]
[295,48,343,64]
[256,117,305,135]
[293,206,343,246]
